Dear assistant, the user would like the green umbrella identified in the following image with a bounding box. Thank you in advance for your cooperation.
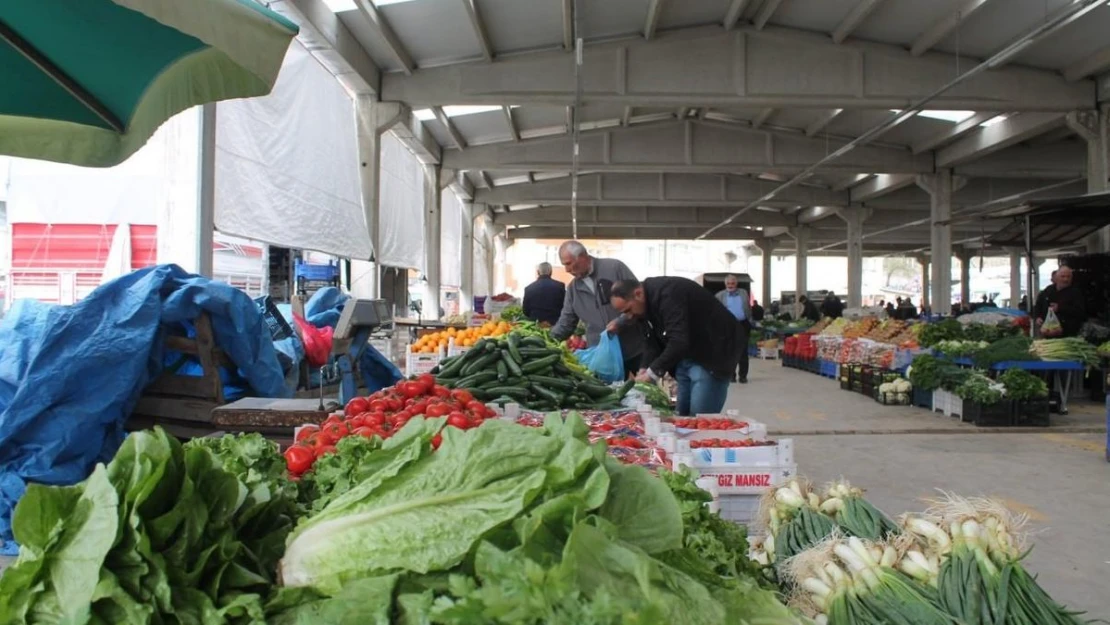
[0,0,298,167]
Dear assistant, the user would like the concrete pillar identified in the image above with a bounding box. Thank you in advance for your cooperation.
[1067,109,1110,252]
[460,202,475,308]
[1008,248,1022,308]
[755,237,775,307]
[792,227,809,318]
[196,103,216,277]
[355,99,405,297]
[957,248,972,308]
[422,164,442,316]
[916,255,930,311]
[917,170,957,315]
[838,207,869,309]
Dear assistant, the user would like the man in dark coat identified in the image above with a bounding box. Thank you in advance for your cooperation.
[610,277,739,416]
[521,262,565,325]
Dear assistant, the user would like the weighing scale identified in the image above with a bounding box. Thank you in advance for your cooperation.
[332,298,392,404]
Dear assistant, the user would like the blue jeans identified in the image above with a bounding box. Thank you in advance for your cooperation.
[675,359,730,416]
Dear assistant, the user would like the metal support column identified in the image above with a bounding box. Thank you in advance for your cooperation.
[792,227,809,319]
[839,207,869,309]
[1008,248,1022,309]
[423,164,442,316]
[196,103,216,278]
[1067,109,1110,252]
[917,170,954,315]
[756,237,775,308]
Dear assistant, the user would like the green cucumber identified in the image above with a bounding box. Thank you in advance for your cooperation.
[521,354,560,373]
[501,350,524,377]
[527,375,574,391]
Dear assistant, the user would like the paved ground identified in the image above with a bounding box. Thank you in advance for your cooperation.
[725,358,1109,620]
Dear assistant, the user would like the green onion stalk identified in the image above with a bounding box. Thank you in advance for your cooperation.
[901,494,1087,625]
[784,535,955,625]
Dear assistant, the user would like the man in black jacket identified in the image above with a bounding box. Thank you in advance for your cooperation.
[522,262,565,325]
[610,277,739,416]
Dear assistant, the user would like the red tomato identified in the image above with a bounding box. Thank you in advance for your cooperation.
[431,433,443,450]
[284,445,315,474]
[451,389,474,405]
[345,397,370,416]
[294,424,319,442]
[446,413,470,429]
[316,444,338,457]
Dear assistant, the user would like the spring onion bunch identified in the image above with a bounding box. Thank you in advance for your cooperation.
[900,494,1087,625]
[783,534,954,625]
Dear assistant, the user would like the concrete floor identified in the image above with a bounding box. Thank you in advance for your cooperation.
[726,358,1110,620]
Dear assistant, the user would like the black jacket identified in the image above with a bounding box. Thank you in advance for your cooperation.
[522,276,566,325]
[1034,284,1087,337]
[635,277,740,381]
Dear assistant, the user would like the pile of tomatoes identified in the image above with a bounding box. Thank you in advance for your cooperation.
[671,417,749,430]
[689,438,776,449]
[283,373,498,475]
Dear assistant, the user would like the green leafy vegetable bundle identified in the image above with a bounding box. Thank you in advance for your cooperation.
[271,414,799,625]
[0,428,298,624]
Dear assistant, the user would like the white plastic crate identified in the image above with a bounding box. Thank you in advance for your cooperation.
[447,337,473,357]
[698,463,798,495]
[405,345,445,376]
[689,438,793,468]
[717,493,762,525]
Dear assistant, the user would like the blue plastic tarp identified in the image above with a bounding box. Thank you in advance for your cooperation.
[0,264,285,553]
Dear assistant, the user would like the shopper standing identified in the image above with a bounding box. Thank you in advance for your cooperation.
[715,274,751,384]
[1034,266,1087,337]
[521,262,565,325]
[610,277,739,416]
[550,240,644,377]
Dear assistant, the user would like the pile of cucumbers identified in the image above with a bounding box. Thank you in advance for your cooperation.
[431,333,635,411]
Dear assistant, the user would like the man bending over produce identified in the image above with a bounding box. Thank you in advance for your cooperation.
[1034,266,1086,337]
[551,240,643,377]
[610,277,740,416]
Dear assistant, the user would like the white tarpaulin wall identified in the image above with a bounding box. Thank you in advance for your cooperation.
[378,132,425,270]
[440,188,463,287]
[214,41,371,260]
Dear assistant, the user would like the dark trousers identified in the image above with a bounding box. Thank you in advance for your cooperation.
[735,320,751,381]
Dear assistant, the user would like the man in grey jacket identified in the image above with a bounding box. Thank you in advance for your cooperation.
[550,241,643,378]
[715,274,752,383]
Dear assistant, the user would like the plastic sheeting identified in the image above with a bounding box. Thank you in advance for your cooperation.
[378,132,425,270]
[214,40,371,260]
[440,189,463,287]
[0,264,286,553]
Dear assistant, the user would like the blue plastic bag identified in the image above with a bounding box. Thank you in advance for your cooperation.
[576,332,625,383]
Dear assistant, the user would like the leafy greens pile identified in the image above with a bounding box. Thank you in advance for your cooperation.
[0,428,298,624]
[271,414,797,624]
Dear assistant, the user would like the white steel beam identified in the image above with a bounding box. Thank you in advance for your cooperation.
[492,205,793,228]
[442,119,932,174]
[475,172,848,207]
[753,0,784,30]
[502,106,520,141]
[381,26,1094,111]
[911,111,999,154]
[270,0,381,94]
[910,0,994,57]
[724,0,751,29]
[850,173,915,202]
[936,112,1066,167]
[752,108,775,129]
[461,0,494,62]
[644,0,667,39]
[353,0,415,75]
[831,0,885,44]
[1064,46,1110,82]
[805,108,844,137]
[432,106,468,149]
